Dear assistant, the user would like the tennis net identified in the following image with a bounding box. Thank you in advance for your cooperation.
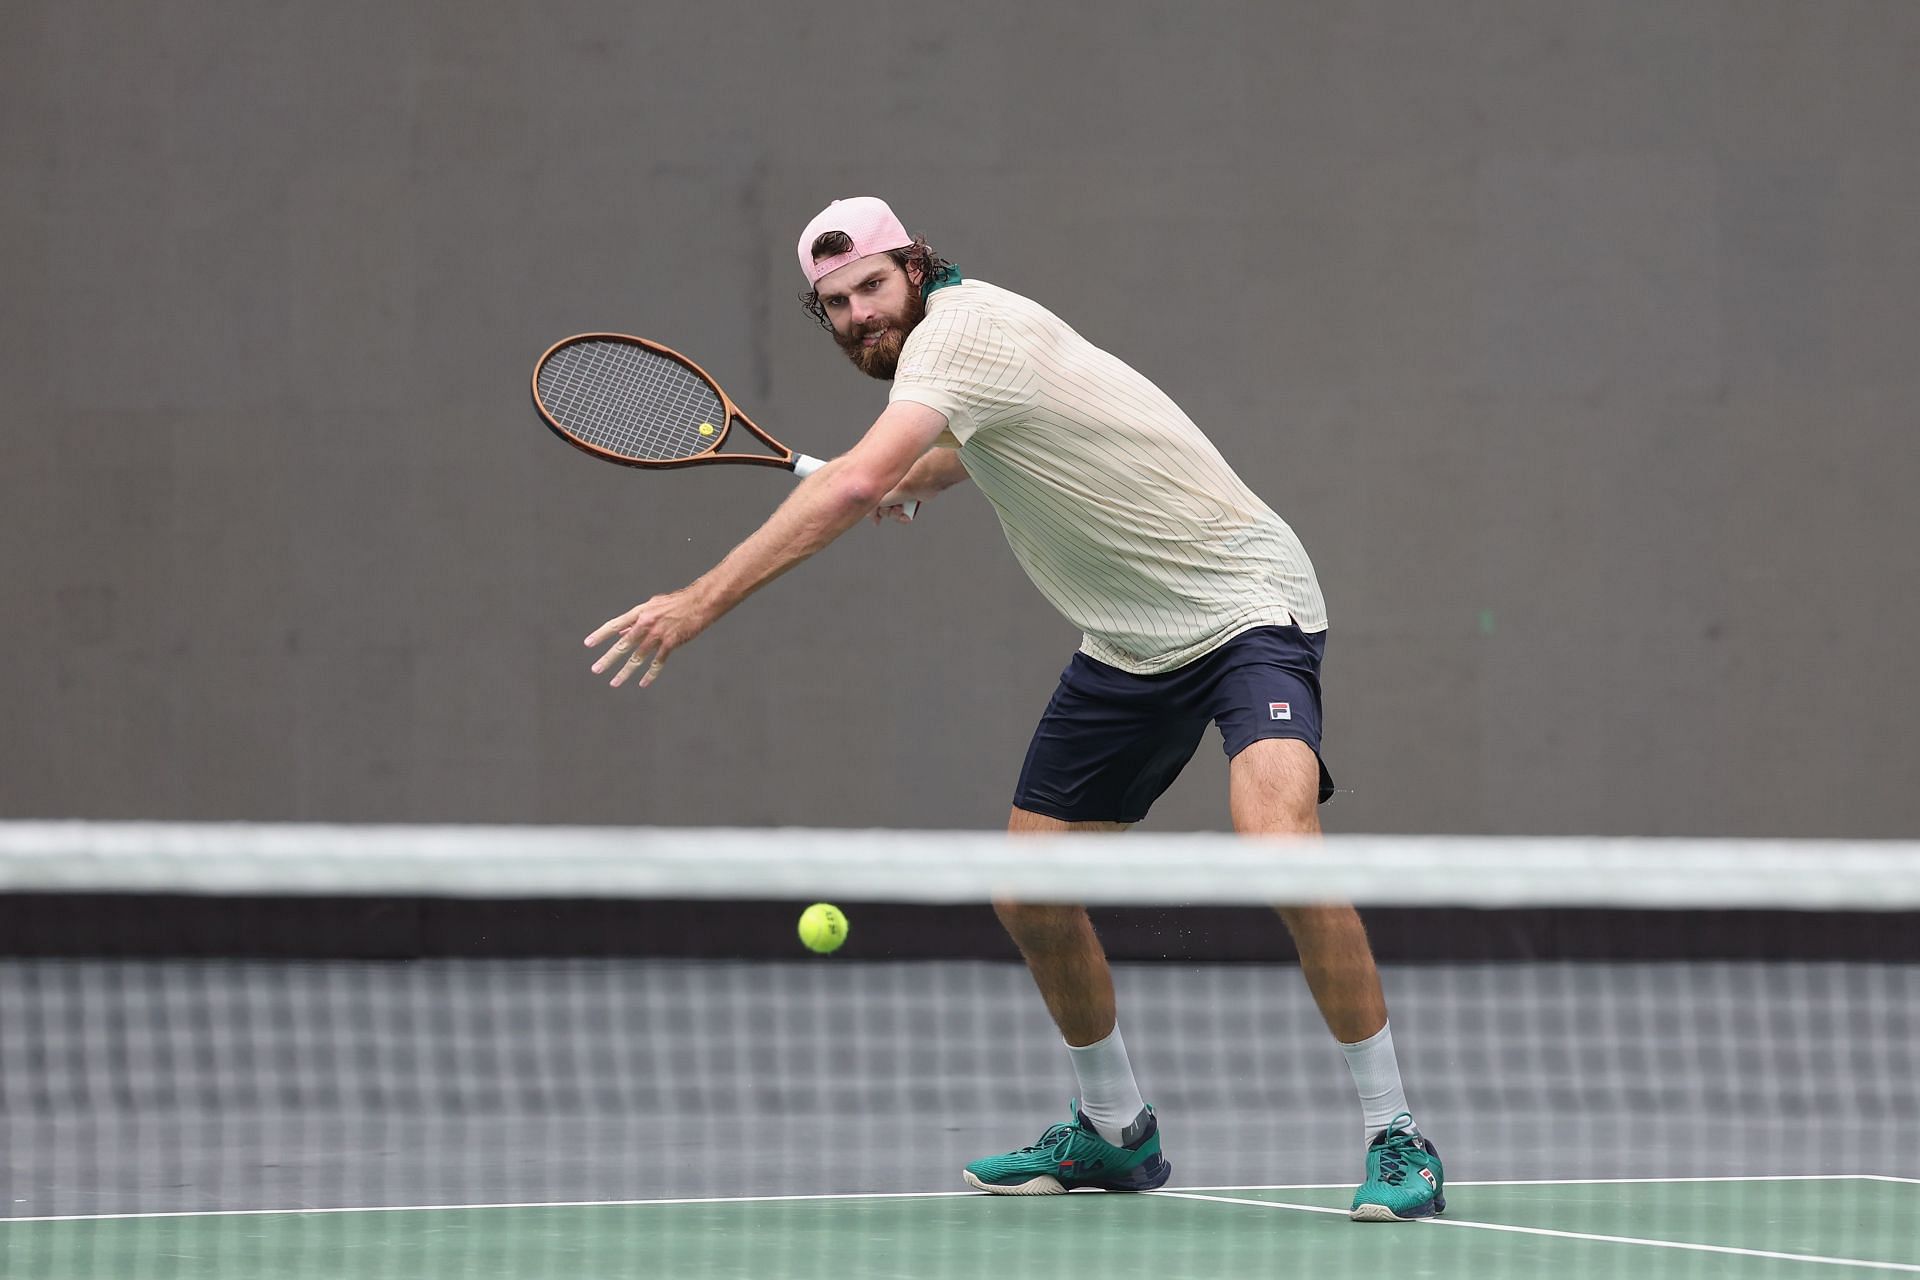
[1,822,1916,1279]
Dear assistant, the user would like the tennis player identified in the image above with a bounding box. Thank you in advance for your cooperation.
[587,196,1444,1221]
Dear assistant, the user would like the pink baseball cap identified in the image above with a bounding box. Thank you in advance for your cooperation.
[797,196,914,287]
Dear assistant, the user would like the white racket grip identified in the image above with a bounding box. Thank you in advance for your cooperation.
[792,453,918,520]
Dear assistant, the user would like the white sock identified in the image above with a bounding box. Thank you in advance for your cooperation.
[1065,1023,1148,1142]
[1339,1020,1414,1142]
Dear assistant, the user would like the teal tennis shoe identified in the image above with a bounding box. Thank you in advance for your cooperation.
[1349,1113,1445,1221]
[963,1101,1171,1195]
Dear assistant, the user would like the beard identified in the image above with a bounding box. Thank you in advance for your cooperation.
[833,290,927,381]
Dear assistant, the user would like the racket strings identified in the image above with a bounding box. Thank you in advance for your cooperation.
[539,341,727,462]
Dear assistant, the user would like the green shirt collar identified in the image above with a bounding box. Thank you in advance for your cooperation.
[922,264,964,299]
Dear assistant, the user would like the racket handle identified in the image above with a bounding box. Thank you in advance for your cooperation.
[791,454,918,520]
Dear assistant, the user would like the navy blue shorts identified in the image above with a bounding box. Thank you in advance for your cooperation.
[1012,625,1333,824]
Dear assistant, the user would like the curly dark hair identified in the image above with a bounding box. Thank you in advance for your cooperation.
[798,231,955,331]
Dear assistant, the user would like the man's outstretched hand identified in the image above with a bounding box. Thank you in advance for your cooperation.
[585,586,717,689]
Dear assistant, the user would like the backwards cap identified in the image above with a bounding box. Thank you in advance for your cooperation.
[797,196,913,287]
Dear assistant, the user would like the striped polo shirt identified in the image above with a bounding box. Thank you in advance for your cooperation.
[889,277,1326,675]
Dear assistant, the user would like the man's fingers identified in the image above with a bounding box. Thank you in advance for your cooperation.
[607,628,655,686]
[585,610,637,647]
[612,638,668,689]
[583,597,686,691]
[590,620,647,675]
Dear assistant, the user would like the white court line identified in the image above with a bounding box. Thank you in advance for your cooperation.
[1179,1173,1920,1191]
[1154,1190,1920,1275]
[1456,1174,1920,1189]
[5,1173,1913,1226]
[0,1189,986,1225]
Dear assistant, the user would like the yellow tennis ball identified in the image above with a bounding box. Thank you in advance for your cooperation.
[798,902,848,954]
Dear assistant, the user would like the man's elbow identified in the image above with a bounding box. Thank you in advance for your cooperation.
[829,461,904,511]
[829,470,885,511]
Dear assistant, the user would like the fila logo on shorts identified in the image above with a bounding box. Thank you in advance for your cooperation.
[1269,702,1291,721]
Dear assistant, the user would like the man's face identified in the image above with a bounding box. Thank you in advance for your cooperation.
[814,255,924,380]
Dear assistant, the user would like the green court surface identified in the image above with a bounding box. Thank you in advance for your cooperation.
[5,1177,1915,1280]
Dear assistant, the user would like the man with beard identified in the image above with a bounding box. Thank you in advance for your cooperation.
[585,196,1444,1222]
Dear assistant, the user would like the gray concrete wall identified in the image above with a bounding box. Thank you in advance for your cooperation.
[3,2,1916,836]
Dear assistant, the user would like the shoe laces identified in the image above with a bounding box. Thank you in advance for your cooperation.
[1015,1121,1081,1158]
[1372,1127,1423,1187]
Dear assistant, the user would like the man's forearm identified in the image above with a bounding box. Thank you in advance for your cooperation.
[904,447,970,495]
[690,458,878,616]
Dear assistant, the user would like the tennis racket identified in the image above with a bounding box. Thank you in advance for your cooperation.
[531,334,916,517]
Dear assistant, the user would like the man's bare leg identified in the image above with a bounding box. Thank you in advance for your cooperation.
[991,807,1154,1144]
[995,806,1126,1045]
[1229,738,1386,1042]
[1229,738,1409,1133]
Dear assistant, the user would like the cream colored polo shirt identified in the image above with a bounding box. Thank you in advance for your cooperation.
[890,278,1326,675]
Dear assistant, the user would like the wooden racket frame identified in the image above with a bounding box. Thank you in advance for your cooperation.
[531,333,803,472]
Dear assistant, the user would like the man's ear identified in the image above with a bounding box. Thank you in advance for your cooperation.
[905,258,924,287]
